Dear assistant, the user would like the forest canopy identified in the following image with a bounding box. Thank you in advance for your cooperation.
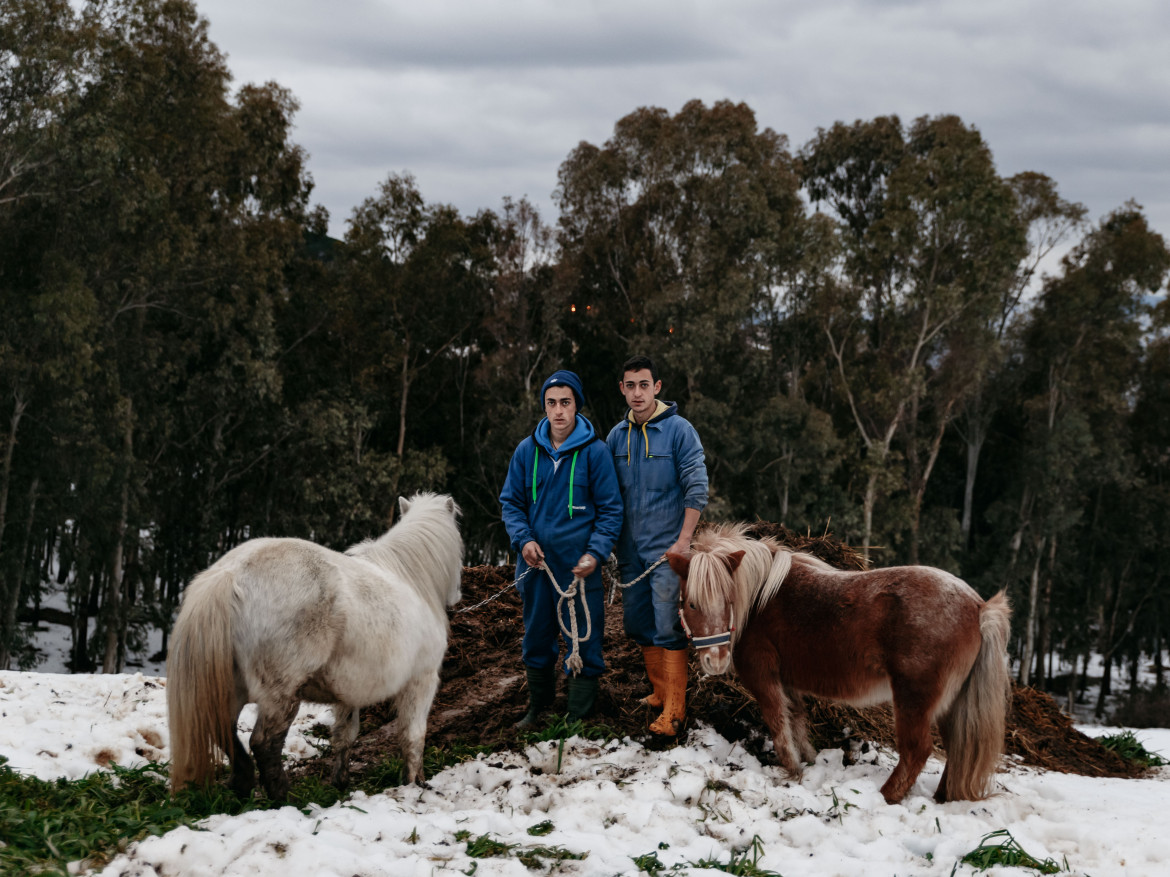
[2,0,1168,712]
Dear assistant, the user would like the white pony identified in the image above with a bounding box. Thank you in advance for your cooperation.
[167,492,463,801]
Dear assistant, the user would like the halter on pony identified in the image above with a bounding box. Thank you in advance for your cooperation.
[677,582,734,650]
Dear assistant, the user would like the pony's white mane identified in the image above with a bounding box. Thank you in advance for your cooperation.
[346,492,464,617]
[688,523,795,645]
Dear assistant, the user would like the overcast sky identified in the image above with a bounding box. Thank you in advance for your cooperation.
[194,0,1170,250]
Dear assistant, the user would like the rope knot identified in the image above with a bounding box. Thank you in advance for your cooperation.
[545,566,590,676]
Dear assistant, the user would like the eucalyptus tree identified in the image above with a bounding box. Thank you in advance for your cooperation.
[1008,205,1169,688]
[555,99,810,506]
[800,114,1026,564]
[458,197,567,557]
[1129,332,1170,693]
[338,173,494,507]
[952,172,1087,551]
[732,210,848,528]
[0,0,313,669]
[0,0,99,666]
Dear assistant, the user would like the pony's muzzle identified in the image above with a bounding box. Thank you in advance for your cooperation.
[698,647,732,675]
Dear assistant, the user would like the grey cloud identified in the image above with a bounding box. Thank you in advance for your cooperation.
[196,0,1170,241]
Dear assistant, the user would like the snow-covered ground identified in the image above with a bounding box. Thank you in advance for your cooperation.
[10,586,1170,875]
[2,669,1169,877]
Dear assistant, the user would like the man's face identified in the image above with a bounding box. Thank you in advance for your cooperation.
[544,386,577,440]
[619,369,661,422]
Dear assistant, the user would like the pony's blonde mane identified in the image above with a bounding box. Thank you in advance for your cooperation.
[688,523,793,645]
[347,492,464,617]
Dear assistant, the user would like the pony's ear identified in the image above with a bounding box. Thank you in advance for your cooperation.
[445,496,456,514]
[724,549,746,574]
[666,551,691,578]
[398,496,411,516]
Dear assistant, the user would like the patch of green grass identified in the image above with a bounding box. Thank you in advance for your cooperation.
[0,742,493,876]
[456,832,589,869]
[464,832,516,858]
[633,849,675,875]
[825,786,858,820]
[517,844,587,868]
[0,757,266,875]
[692,835,783,876]
[526,819,555,836]
[518,714,618,773]
[952,829,1065,875]
[1097,730,1168,768]
[634,837,781,876]
[458,831,587,870]
[519,713,617,744]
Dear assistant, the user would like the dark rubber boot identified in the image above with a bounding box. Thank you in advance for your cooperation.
[566,675,599,722]
[515,665,557,730]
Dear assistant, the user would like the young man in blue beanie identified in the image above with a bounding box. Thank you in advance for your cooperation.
[606,354,708,736]
[499,369,624,727]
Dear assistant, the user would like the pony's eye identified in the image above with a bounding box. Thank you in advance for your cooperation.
[687,602,696,610]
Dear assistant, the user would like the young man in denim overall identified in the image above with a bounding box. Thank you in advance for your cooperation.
[606,355,708,735]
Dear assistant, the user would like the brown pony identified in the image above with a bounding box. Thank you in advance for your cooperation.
[669,524,1011,805]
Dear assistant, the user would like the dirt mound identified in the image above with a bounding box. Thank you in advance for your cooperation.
[306,534,1146,784]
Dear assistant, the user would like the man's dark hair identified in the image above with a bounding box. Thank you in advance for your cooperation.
[621,354,658,383]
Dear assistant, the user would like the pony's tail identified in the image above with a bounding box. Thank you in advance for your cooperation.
[167,567,237,792]
[943,591,1012,800]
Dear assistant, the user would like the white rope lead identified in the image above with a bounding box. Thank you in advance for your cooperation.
[543,564,591,676]
[463,562,593,675]
[607,554,669,605]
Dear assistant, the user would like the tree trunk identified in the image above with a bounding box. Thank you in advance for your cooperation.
[1095,653,1113,720]
[103,400,134,673]
[0,476,38,669]
[72,567,101,673]
[960,415,987,549]
[776,455,791,522]
[1035,536,1056,687]
[1094,576,1121,720]
[0,391,26,553]
[396,348,410,458]
[1001,487,1034,593]
[1155,623,1165,693]
[0,391,28,665]
[906,400,954,566]
[1019,533,1047,686]
[861,469,878,566]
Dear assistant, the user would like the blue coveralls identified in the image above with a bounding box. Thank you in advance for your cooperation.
[605,402,709,649]
[500,415,623,677]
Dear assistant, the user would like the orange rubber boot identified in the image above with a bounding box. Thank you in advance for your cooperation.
[640,645,666,708]
[649,648,688,736]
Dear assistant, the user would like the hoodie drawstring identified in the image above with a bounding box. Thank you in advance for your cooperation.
[567,450,578,518]
[625,420,651,465]
[532,447,581,519]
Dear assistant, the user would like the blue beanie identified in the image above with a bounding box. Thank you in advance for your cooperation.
[540,369,586,410]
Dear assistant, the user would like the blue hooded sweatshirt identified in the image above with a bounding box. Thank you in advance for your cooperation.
[499,413,624,580]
